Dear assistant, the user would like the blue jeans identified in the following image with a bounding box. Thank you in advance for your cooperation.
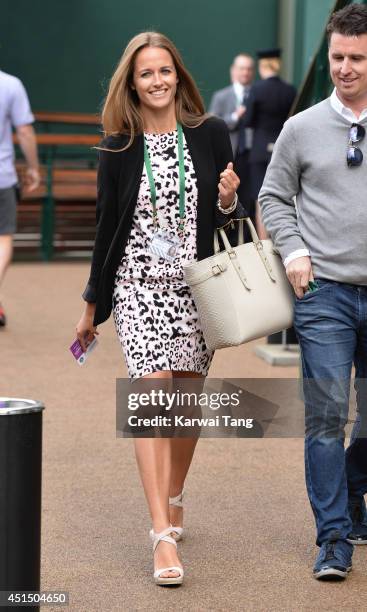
[294,279,367,545]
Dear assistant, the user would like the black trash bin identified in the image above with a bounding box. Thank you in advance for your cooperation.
[0,398,44,612]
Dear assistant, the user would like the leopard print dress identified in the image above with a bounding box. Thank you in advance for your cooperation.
[112,130,213,380]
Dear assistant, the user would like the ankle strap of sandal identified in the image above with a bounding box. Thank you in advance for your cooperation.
[150,526,177,552]
[169,525,183,536]
[169,489,184,508]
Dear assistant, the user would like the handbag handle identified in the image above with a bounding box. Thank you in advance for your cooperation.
[214,218,276,282]
[214,218,260,252]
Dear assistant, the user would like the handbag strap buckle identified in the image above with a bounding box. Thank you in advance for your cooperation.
[212,263,226,275]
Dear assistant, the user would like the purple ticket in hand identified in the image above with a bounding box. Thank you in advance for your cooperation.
[69,337,98,365]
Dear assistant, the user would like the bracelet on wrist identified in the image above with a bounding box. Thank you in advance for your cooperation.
[217,193,238,215]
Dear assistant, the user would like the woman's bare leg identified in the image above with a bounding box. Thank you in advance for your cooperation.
[0,235,13,288]
[133,370,181,578]
[169,372,204,528]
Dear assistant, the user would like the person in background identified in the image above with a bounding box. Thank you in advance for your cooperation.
[240,48,296,238]
[0,69,40,326]
[209,54,255,230]
[259,3,367,580]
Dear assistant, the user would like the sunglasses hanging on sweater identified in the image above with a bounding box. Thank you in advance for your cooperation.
[347,123,365,167]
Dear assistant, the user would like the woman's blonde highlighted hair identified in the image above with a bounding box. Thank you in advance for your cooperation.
[259,57,281,74]
[101,32,206,150]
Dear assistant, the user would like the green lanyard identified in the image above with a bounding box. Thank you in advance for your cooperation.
[144,122,186,231]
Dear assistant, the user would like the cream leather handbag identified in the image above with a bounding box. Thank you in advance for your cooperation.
[183,219,294,351]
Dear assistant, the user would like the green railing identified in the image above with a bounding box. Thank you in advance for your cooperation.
[38,144,97,261]
[291,0,366,115]
[15,137,98,261]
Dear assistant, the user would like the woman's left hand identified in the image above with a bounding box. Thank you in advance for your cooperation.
[218,162,240,208]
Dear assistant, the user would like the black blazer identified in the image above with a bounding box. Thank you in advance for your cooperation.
[240,76,296,163]
[83,116,245,326]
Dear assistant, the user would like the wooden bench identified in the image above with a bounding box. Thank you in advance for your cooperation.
[34,111,101,126]
[13,132,103,259]
[15,164,97,258]
[17,166,97,200]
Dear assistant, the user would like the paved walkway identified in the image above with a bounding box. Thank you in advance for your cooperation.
[1,263,365,611]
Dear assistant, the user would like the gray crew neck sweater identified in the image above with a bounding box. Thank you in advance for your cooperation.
[259,98,367,285]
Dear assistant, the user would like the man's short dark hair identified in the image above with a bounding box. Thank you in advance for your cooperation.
[327,3,367,41]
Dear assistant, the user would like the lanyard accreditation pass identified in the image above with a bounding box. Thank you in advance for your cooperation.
[143,122,186,233]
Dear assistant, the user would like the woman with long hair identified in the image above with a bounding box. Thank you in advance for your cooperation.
[76,32,242,586]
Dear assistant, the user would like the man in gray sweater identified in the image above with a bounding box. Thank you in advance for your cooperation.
[259,4,367,580]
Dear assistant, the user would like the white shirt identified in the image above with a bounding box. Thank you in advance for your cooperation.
[233,82,245,106]
[330,87,367,122]
[231,82,252,117]
[284,88,367,267]
[231,82,253,149]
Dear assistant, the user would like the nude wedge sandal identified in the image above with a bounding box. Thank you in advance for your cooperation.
[149,526,184,586]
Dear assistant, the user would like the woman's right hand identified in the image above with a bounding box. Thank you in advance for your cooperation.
[76,303,99,352]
